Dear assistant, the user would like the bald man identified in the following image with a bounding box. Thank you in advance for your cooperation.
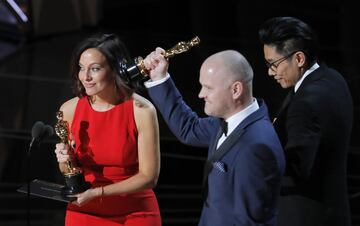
[143,49,285,226]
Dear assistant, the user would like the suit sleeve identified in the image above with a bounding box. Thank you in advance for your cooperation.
[147,77,216,147]
[285,97,321,180]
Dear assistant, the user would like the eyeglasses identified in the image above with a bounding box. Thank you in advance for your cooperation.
[265,51,298,72]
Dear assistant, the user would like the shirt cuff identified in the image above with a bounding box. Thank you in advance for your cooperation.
[144,73,171,88]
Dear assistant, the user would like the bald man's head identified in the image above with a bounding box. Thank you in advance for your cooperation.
[202,50,253,85]
[198,50,254,118]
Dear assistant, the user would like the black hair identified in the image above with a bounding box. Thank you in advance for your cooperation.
[70,33,142,98]
[259,17,318,67]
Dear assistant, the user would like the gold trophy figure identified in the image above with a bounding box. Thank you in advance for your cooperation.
[163,36,200,58]
[120,36,200,81]
[55,111,89,196]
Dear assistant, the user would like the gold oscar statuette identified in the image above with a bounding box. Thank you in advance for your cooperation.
[120,36,200,81]
[55,111,89,195]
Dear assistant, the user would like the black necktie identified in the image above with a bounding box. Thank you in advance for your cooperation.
[220,119,228,136]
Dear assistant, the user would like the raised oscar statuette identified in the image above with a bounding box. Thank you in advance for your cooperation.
[119,36,200,81]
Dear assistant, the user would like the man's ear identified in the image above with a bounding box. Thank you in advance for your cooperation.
[295,51,306,68]
[232,81,243,99]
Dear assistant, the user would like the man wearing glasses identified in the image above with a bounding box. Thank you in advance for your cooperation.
[259,17,353,226]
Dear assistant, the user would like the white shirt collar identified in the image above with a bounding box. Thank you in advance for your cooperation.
[216,98,259,149]
[225,98,259,136]
[294,63,319,92]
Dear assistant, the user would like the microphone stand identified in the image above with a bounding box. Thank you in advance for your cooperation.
[24,122,53,226]
[27,138,36,226]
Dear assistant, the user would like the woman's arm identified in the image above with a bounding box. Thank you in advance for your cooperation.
[105,93,160,192]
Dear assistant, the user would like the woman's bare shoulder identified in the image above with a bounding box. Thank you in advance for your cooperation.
[132,93,157,131]
[59,97,80,122]
[132,93,155,112]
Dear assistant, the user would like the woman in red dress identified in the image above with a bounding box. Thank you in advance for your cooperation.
[54,34,161,226]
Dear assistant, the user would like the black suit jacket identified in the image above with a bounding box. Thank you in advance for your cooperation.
[274,64,353,226]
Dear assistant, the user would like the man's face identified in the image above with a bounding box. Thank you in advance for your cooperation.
[198,62,233,118]
[263,45,302,89]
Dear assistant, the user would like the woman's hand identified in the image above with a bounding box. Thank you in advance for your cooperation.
[54,142,75,163]
[71,187,102,206]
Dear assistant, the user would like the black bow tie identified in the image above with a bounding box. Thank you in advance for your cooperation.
[220,119,228,136]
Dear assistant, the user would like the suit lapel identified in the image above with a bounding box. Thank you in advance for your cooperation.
[273,65,325,125]
[202,99,268,202]
[210,126,246,161]
[208,124,223,158]
[203,119,228,177]
[273,90,294,125]
[202,123,222,203]
[202,111,258,202]
[209,99,267,161]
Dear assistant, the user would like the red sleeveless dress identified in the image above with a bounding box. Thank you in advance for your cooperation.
[65,97,161,226]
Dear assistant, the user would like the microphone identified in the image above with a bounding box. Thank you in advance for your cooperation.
[30,121,44,146]
[29,121,54,149]
[26,121,54,226]
[41,124,54,141]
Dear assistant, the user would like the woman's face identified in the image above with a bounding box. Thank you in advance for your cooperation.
[78,48,114,96]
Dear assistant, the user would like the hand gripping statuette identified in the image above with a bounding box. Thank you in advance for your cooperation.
[119,36,200,82]
[55,111,89,196]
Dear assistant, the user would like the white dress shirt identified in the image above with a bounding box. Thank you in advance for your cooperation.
[217,99,259,149]
[294,63,319,93]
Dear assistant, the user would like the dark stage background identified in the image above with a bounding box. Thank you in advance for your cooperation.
[0,0,359,225]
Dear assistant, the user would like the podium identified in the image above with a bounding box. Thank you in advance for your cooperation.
[17,179,76,202]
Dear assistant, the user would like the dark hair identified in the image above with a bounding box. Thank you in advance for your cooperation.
[70,33,139,98]
[258,17,318,67]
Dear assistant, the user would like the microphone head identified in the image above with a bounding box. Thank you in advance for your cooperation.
[42,125,54,139]
[31,121,45,139]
